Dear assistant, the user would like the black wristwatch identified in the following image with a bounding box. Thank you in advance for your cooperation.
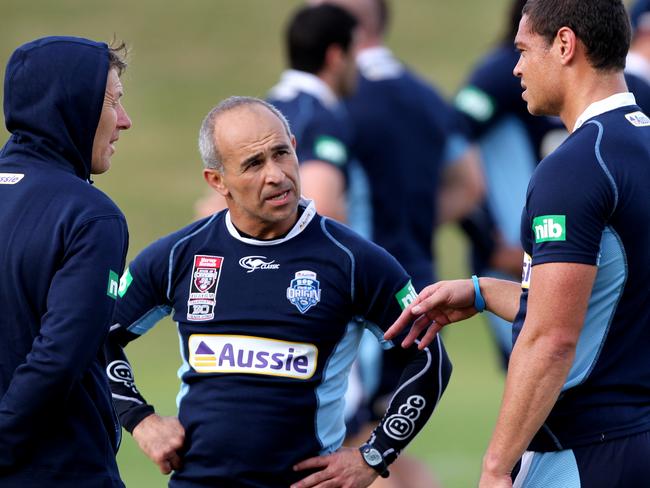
[359,443,390,478]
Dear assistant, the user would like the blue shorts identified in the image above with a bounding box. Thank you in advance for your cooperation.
[513,430,650,487]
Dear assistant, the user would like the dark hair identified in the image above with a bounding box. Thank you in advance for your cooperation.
[522,0,630,71]
[287,4,358,74]
[107,38,128,75]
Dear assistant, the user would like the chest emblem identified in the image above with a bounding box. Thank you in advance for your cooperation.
[286,270,321,313]
[187,255,224,321]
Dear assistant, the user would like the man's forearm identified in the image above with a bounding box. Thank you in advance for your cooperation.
[480,277,522,322]
[482,327,575,476]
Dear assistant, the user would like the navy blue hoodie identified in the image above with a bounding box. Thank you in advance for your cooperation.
[0,37,127,487]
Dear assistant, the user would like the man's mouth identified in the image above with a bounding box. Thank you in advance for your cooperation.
[267,190,290,201]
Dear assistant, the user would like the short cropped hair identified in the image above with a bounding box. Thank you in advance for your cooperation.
[198,96,293,171]
[522,0,630,71]
[287,4,358,74]
[107,39,128,76]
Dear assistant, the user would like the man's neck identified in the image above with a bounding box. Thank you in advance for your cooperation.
[560,70,628,132]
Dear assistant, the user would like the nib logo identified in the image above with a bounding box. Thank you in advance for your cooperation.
[533,215,566,243]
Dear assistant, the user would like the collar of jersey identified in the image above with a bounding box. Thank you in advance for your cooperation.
[357,46,403,81]
[573,92,637,132]
[268,70,338,109]
[224,197,317,246]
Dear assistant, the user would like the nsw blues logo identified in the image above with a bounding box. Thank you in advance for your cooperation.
[286,270,321,313]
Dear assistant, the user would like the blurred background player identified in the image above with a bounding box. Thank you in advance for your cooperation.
[308,0,484,487]
[628,0,650,84]
[194,3,360,224]
[267,3,360,224]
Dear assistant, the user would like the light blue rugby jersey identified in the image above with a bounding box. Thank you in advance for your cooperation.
[514,94,650,451]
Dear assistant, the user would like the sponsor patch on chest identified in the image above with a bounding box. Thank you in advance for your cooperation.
[0,173,24,184]
[187,255,224,321]
[188,334,318,379]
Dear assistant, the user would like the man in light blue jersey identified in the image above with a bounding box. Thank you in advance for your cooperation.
[388,0,650,486]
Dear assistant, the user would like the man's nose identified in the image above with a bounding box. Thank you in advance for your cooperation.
[118,105,132,130]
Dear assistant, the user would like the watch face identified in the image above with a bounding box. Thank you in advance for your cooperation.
[363,447,383,467]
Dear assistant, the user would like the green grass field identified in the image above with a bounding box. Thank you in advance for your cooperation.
[1,1,513,486]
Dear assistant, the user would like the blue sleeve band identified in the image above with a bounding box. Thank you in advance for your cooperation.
[472,275,486,313]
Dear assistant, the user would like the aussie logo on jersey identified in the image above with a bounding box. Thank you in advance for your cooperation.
[286,270,321,313]
[189,334,318,379]
[187,255,223,321]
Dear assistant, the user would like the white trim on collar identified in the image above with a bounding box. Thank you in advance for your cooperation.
[356,46,403,80]
[224,198,317,246]
[573,92,637,132]
[267,70,338,109]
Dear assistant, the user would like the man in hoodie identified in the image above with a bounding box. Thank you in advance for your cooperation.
[0,36,132,487]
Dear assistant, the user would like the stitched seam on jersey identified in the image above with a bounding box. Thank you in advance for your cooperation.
[111,393,143,405]
[577,226,628,388]
[315,321,357,453]
[364,321,393,350]
[384,341,432,412]
[126,305,172,335]
[166,213,218,301]
[587,120,619,215]
[320,218,355,302]
[541,423,563,450]
[176,321,191,409]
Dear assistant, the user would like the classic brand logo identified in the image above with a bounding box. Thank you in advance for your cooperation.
[238,255,280,273]
[287,270,321,313]
[0,173,24,185]
[187,255,224,321]
[395,280,417,310]
[188,334,318,379]
[532,215,566,243]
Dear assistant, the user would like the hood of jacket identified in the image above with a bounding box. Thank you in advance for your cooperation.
[1,36,109,180]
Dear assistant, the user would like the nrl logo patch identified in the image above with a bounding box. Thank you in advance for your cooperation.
[239,255,280,273]
[187,255,224,321]
[286,270,321,313]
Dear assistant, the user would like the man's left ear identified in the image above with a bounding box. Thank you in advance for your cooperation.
[556,26,577,65]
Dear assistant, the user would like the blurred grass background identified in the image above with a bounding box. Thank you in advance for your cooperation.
[0,1,515,486]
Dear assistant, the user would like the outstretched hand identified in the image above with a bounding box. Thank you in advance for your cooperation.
[290,447,378,488]
[384,279,479,349]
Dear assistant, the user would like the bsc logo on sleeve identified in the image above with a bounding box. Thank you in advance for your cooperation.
[395,280,417,310]
[532,215,566,243]
[107,270,119,299]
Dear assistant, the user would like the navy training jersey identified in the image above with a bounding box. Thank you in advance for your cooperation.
[345,47,469,288]
[107,200,451,487]
[514,94,650,451]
